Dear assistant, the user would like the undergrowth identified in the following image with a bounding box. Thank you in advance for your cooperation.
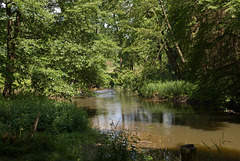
[0,94,89,135]
[0,94,92,161]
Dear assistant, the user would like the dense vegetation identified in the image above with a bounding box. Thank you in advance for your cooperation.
[1,0,239,105]
[139,80,196,100]
[0,0,239,160]
[0,95,90,160]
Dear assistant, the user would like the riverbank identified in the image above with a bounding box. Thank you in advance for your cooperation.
[137,80,240,114]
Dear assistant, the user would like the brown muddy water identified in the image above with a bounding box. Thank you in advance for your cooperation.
[72,89,240,160]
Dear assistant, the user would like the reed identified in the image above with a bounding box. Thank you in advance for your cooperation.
[139,80,196,99]
[201,132,232,161]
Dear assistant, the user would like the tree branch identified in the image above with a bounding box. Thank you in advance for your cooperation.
[157,0,186,63]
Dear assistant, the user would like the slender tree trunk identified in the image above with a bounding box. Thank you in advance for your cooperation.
[3,2,14,97]
[158,0,185,63]
[153,6,183,79]
[130,63,133,70]
[3,3,21,97]
[120,56,122,68]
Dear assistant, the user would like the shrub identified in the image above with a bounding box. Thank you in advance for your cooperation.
[0,94,89,137]
[115,69,141,90]
[31,68,76,99]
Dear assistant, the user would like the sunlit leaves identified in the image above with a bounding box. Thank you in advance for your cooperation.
[0,0,121,96]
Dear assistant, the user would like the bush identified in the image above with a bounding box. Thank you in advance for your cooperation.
[115,69,141,90]
[0,94,94,161]
[0,94,89,136]
[31,68,76,99]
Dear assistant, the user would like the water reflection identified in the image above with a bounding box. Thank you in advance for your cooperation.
[72,89,240,153]
[139,101,229,131]
[162,113,173,128]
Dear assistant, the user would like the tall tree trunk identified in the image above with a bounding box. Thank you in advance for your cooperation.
[3,2,14,97]
[3,3,21,97]
[164,41,182,80]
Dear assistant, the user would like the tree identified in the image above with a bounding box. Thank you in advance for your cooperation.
[0,0,55,97]
[0,0,119,97]
[106,0,184,81]
[168,0,240,103]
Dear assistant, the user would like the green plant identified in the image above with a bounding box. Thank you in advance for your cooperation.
[0,94,96,160]
[0,133,77,161]
[146,148,180,161]
[115,69,141,91]
[96,121,143,161]
[31,68,76,99]
[139,80,196,99]
[201,133,232,161]
[0,94,89,138]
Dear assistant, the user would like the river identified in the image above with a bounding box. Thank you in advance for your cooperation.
[72,89,240,160]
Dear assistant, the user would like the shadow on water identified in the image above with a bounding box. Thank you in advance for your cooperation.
[138,101,240,131]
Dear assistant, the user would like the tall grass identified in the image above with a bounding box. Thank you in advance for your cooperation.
[139,80,196,99]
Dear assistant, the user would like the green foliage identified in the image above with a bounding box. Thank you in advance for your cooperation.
[0,94,89,135]
[115,69,141,90]
[0,0,119,96]
[0,133,76,161]
[0,94,99,160]
[31,68,76,98]
[0,0,238,105]
[146,149,180,161]
[105,0,239,105]
[168,0,240,104]
[139,81,196,99]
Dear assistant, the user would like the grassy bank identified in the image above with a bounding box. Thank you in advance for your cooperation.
[0,94,92,160]
[139,81,196,101]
